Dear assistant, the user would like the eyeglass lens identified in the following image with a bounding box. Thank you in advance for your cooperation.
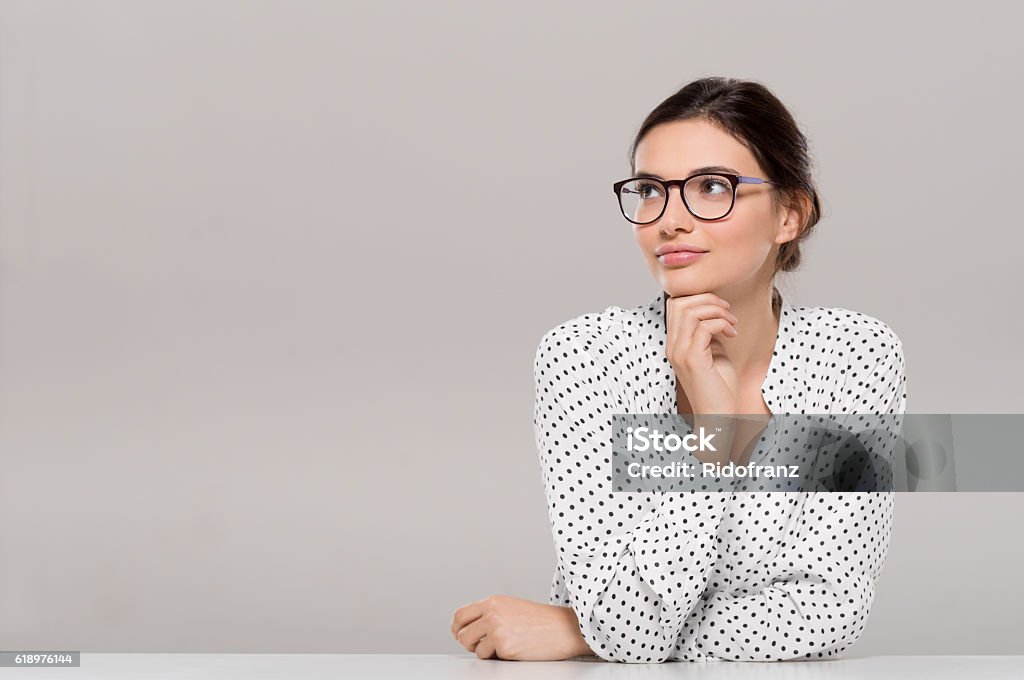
[618,175,734,223]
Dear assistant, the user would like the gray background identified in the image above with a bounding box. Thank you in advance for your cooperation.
[1,0,1022,655]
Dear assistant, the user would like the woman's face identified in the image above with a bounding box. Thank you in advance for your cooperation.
[630,119,799,300]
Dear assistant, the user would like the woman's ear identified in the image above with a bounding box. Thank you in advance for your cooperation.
[775,191,807,245]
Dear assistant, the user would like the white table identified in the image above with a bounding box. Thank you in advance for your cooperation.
[4,654,1024,679]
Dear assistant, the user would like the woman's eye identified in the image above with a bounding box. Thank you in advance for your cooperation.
[701,179,729,194]
[637,182,663,198]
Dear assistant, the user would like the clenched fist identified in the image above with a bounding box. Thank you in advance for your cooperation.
[451,595,594,661]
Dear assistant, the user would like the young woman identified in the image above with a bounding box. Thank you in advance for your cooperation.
[451,77,907,663]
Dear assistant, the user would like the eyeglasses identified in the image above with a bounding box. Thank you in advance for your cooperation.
[612,172,775,224]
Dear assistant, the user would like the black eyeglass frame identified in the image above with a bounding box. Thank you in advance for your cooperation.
[612,173,776,224]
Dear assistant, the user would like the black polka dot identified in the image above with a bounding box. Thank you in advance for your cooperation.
[534,289,906,662]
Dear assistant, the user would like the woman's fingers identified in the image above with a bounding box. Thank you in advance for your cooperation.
[667,301,738,368]
[667,294,730,328]
[451,600,484,638]
[668,303,737,346]
[680,310,738,348]
[455,616,489,652]
[474,635,497,660]
[666,292,730,318]
[692,318,739,356]
[667,297,735,337]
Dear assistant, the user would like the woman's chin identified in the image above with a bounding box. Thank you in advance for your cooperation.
[660,274,716,297]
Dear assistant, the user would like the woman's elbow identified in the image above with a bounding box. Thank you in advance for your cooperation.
[795,599,874,660]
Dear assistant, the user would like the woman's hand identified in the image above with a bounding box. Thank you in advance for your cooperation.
[666,292,740,412]
[450,595,594,661]
[666,292,741,463]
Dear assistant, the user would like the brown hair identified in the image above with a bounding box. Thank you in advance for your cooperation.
[629,77,823,311]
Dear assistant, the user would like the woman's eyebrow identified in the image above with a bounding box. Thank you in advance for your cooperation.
[635,165,741,179]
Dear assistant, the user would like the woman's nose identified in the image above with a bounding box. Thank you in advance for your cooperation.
[660,186,695,231]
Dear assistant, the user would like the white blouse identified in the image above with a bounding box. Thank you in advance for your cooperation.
[533,289,907,663]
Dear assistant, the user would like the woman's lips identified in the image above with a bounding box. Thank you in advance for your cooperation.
[658,250,708,266]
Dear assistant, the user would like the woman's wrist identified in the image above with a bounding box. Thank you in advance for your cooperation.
[690,412,737,466]
[558,606,596,658]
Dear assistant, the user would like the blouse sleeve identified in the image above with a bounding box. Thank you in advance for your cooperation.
[671,335,907,661]
[533,328,734,663]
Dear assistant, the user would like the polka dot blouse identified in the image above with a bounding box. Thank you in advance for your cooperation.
[533,289,908,663]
